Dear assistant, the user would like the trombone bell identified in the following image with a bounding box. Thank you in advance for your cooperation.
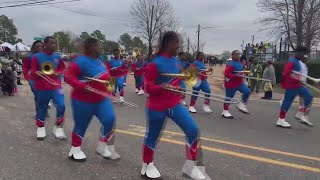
[161,67,198,87]
[84,76,115,92]
[41,62,55,75]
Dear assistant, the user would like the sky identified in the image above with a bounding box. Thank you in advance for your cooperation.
[0,0,270,54]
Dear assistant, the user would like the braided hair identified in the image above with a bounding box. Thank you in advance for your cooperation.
[158,31,178,55]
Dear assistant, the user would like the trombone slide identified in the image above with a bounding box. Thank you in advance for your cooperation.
[292,70,320,84]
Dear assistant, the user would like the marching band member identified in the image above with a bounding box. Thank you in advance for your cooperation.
[64,38,120,162]
[141,31,209,180]
[131,54,147,95]
[30,36,66,140]
[276,46,313,128]
[177,52,188,106]
[222,50,251,119]
[107,49,128,103]
[188,52,213,113]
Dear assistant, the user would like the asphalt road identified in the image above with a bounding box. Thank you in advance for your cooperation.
[0,76,320,180]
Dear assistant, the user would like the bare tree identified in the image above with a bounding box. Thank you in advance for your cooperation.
[258,0,320,50]
[130,0,178,59]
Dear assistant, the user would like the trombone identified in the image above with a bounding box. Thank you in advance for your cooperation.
[36,61,61,86]
[291,71,320,94]
[83,76,139,108]
[160,67,240,104]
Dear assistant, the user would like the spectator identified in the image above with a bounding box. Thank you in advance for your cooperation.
[1,66,15,96]
[249,59,263,94]
[262,60,276,99]
[15,54,23,85]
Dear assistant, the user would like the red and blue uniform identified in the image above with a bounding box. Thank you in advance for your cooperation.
[142,53,199,164]
[64,56,115,147]
[131,60,147,90]
[190,60,211,106]
[223,60,251,110]
[279,57,313,118]
[23,53,38,109]
[107,58,128,97]
[30,51,65,127]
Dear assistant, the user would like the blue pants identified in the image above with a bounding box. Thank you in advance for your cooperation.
[144,104,198,149]
[34,89,65,127]
[143,104,199,162]
[113,77,124,96]
[224,83,250,110]
[134,75,143,89]
[191,80,211,106]
[71,99,115,146]
[281,86,313,112]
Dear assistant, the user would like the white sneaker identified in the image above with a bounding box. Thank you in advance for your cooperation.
[236,102,249,114]
[182,160,206,180]
[68,146,86,162]
[189,106,197,113]
[48,102,52,109]
[181,100,187,106]
[197,166,212,180]
[119,96,125,104]
[108,145,121,160]
[276,118,291,128]
[138,89,144,95]
[300,115,314,127]
[52,126,67,140]
[36,127,46,140]
[221,110,234,119]
[123,83,126,86]
[135,88,139,93]
[203,105,213,113]
[141,162,161,179]
[295,112,303,120]
[96,141,112,158]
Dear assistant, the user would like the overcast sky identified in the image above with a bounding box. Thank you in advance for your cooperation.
[1,0,270,54]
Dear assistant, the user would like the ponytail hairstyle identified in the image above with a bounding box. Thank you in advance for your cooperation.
[196,51,203,60]
[157,31,178,55]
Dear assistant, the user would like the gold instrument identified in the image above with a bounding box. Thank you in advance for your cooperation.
[239,75,271,82]
[161,66,198,87]
[83,76,139,107]
[36,61,60,86]
[160,67,240,104]
[84,76,116,92]
[234,71,251,74]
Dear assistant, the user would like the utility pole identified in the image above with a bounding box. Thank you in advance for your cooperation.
[187,36,190,54]
[197,24,200,53]
[279,38,282,60]
[251,35,255,44]
[148,5,154,61]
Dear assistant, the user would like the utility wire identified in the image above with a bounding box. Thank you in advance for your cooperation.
[0,0,80,8]
[0,0,38,4]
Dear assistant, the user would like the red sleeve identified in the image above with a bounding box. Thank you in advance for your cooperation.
[22,57,30,80]
[56,59,65,75]
[131,63,137,72]
[106,62,111,71]
[224,65,237,79]
[282,62,294,80]
[144,63,162,95]
[30,56,39,80]
[64,62,86,89]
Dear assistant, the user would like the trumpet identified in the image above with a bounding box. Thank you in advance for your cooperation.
[36,61,60,86]
[161,66,198,87]
[160,67,240,104]
[84,76,116,92]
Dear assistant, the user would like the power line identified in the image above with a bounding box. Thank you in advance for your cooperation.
[48,5,132,22]
[0,0,80,8]
[0,0,39,5]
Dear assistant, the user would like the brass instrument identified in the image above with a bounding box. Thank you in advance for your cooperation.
[239,75,271,82]
[160,67,240,104]
[161,66,198,87]
[234,71,251,74]
[84,76,116,92]
[83,76,139,107]
[36,61,60,86]
[292,70,320,84]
